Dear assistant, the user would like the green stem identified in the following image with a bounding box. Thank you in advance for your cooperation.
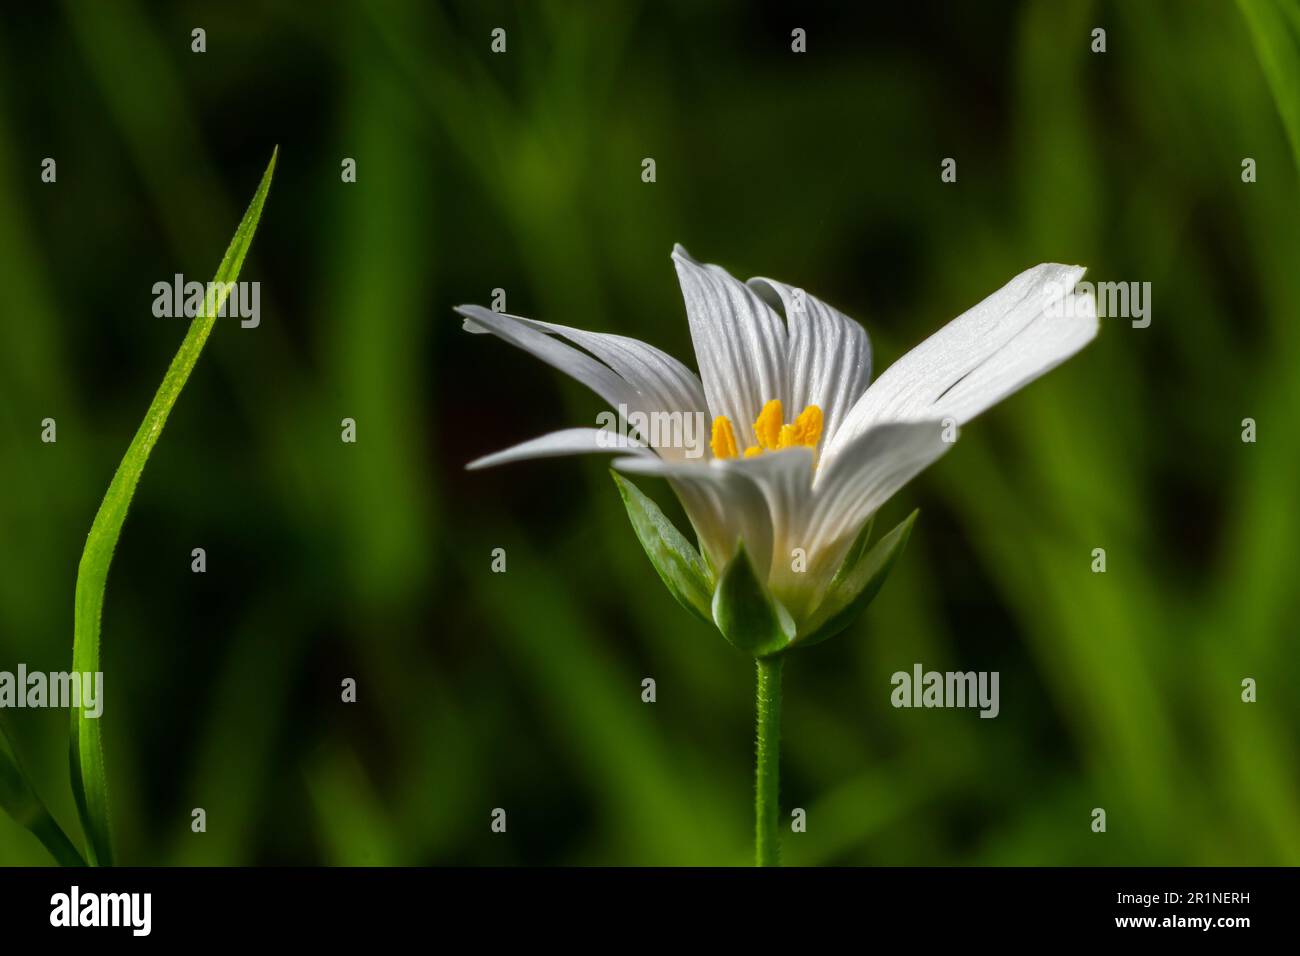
[754,655,783,866]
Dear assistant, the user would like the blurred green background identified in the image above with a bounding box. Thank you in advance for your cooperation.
[1,0,1298,865]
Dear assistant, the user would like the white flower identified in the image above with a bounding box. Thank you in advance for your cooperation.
[460,245,1097,637]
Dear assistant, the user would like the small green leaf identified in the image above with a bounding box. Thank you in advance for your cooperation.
[712,542,795,658]
[0,720,86,866]
[611,471,714,623]
[70,148,278,866]
[796,509,919,649]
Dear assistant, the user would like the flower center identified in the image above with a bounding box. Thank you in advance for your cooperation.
[710,399,823,460]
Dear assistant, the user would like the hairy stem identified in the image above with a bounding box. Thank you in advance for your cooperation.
[755,655,783,866]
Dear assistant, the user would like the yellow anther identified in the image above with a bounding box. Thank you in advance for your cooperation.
[753,399,784,450]
[789,405,823,449]
[710,415,738,460]
[715,402,823,461]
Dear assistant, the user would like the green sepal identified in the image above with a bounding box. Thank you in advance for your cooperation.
[835,514,875,577]
[795,509,918,649]
[611,471,714,624]
[712,542,795,658]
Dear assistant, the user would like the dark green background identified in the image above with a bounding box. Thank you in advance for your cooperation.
[1,0,1297,865]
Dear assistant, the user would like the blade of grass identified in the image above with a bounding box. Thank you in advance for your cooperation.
[0,719,86,866]
[1240,0,1300,175]
[70,148,277,866]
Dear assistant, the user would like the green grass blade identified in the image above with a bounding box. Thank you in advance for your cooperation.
[69,148,278,866]
[1240,0,1300,174]
[1,719,87,866]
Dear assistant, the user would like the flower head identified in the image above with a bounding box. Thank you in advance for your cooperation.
[460,246,1097,654]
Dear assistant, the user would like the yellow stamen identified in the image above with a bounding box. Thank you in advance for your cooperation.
[788,405,823,449]
[710,415,738,460]
[753,399,784,450]
[714,402,824,461]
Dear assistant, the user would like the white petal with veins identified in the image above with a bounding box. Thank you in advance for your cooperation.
[806,420,953,578]
[747,277,872,445]
[673,244,789,447]
[460,306,708,460]
[613,454,780,584]
[456,305,639,412]
[466,427,651,471]
[825,264,1094,464]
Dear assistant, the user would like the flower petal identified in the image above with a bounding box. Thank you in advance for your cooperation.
[464,312,707,419]
[719,448,816,609]
[747,277,872,444]
[614,448,818,618]
[805,420,953,582]
[926,288,1097,426]
[825,264,1094,463]
[460,306,709,460]
[672,245,789,446]
[797,509,918,647]
[467,427,649,471]
[457,305,638,411]
[612,454,777,584]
